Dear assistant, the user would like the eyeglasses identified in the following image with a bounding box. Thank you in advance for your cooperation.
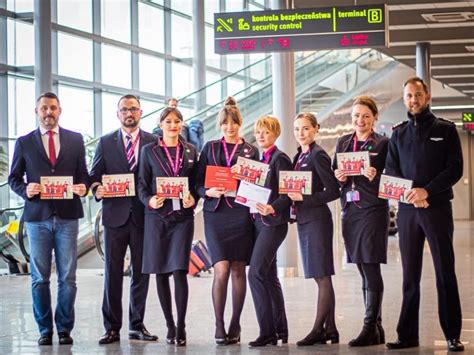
[119,107,140,114]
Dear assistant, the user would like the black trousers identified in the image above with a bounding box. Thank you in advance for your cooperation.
[248,219,288,337]
[396,204,462,341]
[102,216,150,331]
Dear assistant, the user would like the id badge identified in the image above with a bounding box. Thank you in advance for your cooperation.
[172,198,181,211]
[346,190,360,202]
[290,205,296,219]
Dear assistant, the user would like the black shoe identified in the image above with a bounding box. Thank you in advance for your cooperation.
[58,332,73,345]
[129,326,158,341]
[296,330,326,346]
[447,339,464,352]
[277,332,288,344]
[320,330,340,344]
[227,325,241,345]
[176,328,186,347]
[215,327,228,345]
[98,330,120,345]
[166,326,176,345]
[386,339,419,349]
[38,333,53,346]
[248,335,278,347]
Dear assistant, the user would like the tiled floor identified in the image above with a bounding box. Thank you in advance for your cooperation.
[0,221,472,354]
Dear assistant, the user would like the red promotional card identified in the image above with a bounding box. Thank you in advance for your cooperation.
[205,166,237,191]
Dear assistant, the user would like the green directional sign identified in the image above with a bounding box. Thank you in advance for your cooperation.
[462,112,474,131]
[214,4,388,54]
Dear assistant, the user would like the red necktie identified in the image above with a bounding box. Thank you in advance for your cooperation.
[48,130,56,166]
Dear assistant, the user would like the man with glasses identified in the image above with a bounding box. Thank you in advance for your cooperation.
[90,94,157,345]
[8,92,89,346]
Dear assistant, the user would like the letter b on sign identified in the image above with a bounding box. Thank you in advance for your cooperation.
[368,9,382,23]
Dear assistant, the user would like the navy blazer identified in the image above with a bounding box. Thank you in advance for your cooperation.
[332,132,389,209]
[196,138,259,212]
[292,141,339,224]
[255,147,292,226]
[138,139,199,219]
[89,129,156,228]
[8,127,89,222]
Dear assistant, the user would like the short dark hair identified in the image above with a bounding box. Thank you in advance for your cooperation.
[36,92,60,105]
[403,76,429,94]
[117,94,141,107]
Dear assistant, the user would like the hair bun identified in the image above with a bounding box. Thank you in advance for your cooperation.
[224,96,237,106]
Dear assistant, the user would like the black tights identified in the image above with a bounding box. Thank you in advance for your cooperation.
[156,270,188,332]
[356,263,383,292]
[212,260,247,338]
[312,276,337,333]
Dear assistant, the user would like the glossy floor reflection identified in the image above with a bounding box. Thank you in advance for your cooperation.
[0,221,472,354]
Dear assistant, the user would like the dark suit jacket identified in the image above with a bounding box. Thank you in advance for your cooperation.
[196,139,259,212]
[292,142,339,224]
[332,132,389,209]
[256,147,292,226]
[138,139,199,219]
[8,127,89,222]
[89,129,156,228]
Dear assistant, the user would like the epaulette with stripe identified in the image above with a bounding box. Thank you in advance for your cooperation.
[392,120,408,130]
[438,117,455,125]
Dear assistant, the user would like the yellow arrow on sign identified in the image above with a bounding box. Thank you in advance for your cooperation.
[217,18,233,32]
[463,113,472,122]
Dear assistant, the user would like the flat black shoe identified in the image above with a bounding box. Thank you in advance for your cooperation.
[58,332,73,345]
[386,339,419,349]
[447,339,464,352]
[320,330,339,344]
[99,330,120,345]
[296,330,326,346]
[129,326,158,341]
[248,335,278,347]
[277,332,288,344]
[38,333,53,346]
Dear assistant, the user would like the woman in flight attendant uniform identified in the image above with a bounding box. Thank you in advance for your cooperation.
[248,115,292,347]
[195,97,259,345]
[333,96,389,346]
[138,107,199,346]
[288,112,340,346]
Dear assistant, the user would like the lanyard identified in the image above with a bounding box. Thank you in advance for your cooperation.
[161,139,181,176]
[352,132,372,152]
[262,145,276,163]
[295,148,310,170]
[221,137,240,167]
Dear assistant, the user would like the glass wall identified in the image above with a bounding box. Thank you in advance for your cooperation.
[1,0,268,161]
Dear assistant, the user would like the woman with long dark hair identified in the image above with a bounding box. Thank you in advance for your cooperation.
[138,107,198,346]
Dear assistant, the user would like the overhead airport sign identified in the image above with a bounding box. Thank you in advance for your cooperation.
[462,112,474,131]
[214,4,388,54]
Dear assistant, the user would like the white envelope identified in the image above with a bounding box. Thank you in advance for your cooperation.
[234,180,271,210]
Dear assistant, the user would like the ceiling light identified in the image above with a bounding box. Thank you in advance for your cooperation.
[434,74,474,78]
[422,12,474,23]
[432,105,474,110]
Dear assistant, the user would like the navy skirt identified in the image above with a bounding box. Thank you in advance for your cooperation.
[341,204,389,263]
[297,206,335,279]
[204,204,254,265]
[142,214,193,274]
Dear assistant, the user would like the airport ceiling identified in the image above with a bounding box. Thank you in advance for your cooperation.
[294,0,474,105]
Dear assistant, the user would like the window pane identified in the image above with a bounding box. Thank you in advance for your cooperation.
[171,0,192,15]
[227,54,245,72]
[102,45,131,88]
[205,0,220,23]
[101,92,121,135]
[139,54,165,95]
[8,77,36,138]
[101,0,130,43]
[7,0,33,12]
[138,2,164,53]
[172,62,193,98]
[225,1,245,12]
[58,32,93,81]
[140,99,163,133]
[7,19,34,67]
[57,85,94,138]
[206,26,220,68]
[57,0,92,32]
[206,71,222,106]
[228,78,245,96]
[171,15,192,58]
